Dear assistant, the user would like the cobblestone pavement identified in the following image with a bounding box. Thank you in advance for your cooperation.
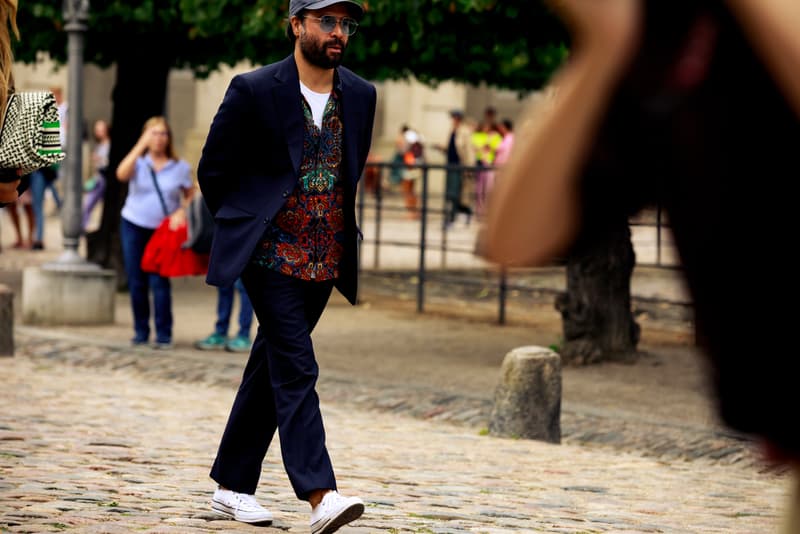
[6,332,757,472]
[1,351,789,533]
[2,208,791,532]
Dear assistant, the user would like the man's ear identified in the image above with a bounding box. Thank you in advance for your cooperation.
[291,15,303,37]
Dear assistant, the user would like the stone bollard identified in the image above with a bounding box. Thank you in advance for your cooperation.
[0,284,13,356]
[489,346,561,443]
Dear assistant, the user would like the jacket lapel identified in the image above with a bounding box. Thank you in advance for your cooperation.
[272,55,304,176]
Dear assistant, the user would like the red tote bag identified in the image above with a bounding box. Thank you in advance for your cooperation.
[141,218,209,278]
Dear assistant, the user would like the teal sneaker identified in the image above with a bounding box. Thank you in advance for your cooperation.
[195,333,227,350]
[225,335,251,353]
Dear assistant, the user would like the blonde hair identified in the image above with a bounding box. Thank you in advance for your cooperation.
[0,0,18,124]
[142,116,178,160]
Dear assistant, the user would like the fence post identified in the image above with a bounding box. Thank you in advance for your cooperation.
[373,165,385,269]
[498,268,508,325]
[441,166,449,269]
[417,165,429,313]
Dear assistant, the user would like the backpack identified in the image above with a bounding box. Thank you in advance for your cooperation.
[183,193,215,254]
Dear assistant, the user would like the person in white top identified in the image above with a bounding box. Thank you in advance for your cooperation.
[116,116,194,349]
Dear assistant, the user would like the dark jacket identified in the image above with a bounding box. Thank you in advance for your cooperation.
[197,55,377,304]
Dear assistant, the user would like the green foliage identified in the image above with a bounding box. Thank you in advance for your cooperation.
[14,0,568,89]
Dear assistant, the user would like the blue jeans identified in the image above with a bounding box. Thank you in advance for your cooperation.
[215,278,253,339]
[120,218,172,343]
[29,171,46,243]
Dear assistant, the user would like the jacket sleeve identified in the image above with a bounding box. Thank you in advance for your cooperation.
[358,85,378,179]
[197,75,252,216]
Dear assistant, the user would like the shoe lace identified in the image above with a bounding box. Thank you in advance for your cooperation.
[235,493,260,511]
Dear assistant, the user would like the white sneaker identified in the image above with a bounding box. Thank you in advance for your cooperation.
[310,491,364,534]
[211,487,273,524]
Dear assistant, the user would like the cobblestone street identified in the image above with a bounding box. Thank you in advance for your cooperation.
[1,343,789,533]
[1,210,792,532]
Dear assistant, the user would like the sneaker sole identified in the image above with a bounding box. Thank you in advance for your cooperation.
[312,502,364,534]
[211,500,273,524]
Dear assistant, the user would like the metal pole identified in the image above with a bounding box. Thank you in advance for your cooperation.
[373,166,382,269]
[441,166,449,269]
[57,0,92,267]
[417,165,428,313]
[498,267,507,325]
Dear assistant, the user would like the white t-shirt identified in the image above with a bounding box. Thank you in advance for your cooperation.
[121,155,193,229]
[300,81,330,130]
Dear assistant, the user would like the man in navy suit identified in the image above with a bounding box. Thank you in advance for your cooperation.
[197,0,376,531]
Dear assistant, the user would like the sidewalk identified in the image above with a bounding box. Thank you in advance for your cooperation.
[1,208,790,532]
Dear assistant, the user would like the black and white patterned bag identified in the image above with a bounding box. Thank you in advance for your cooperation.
[0,91,65,175]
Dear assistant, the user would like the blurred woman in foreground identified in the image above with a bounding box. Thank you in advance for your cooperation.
[485,1,800,531]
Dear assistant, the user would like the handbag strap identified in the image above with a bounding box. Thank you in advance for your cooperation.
[148,165,169,217]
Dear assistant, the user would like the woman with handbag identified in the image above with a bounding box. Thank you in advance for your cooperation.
[0,0,20,206]
[116,116,194,349]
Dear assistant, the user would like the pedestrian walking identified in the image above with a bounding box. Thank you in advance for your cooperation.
[194,278,254,353]
[116,116,194,350]
[197,0,376,531]
[435,109,474,226]
[27,165,59,249]
[4,193,33,248]
[400,127,424,219]
[484,0,800,530]
[493,119,514,167]
[389,125,409,187]
[471,108,501,218]
[82,119,110,231]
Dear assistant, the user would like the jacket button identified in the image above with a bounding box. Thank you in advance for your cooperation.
[282,190,289,198]
[263,217,270,224]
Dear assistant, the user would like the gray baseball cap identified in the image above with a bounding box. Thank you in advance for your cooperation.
[289,0,364,19]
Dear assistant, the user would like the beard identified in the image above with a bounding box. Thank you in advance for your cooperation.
[299,32,347,69]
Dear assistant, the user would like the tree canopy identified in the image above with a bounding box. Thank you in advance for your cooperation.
[15,0,568,90]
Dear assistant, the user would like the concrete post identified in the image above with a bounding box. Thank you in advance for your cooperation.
[489,346,562,444]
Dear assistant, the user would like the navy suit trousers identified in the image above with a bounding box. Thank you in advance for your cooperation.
[210,266,337,500]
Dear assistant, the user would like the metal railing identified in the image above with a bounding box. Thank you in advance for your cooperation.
[357,161,678,324]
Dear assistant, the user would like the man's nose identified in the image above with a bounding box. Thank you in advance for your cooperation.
[330,21,345,37]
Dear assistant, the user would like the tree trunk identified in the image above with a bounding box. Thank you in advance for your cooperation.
[555,217,640,365]
[86,34,174,289]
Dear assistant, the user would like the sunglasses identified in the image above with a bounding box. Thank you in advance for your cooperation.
[303,15,359,36]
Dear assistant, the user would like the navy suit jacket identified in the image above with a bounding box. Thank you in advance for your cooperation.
[197,55,377,305]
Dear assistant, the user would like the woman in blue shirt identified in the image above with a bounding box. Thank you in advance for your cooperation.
[117,116,194,349]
